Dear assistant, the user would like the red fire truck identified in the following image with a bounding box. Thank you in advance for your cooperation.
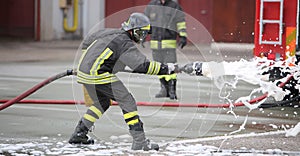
[254,0,300,107]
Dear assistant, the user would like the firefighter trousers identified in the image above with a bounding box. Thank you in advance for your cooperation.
[81,81,140,129]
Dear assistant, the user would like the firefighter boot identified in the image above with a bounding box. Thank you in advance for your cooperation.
[129,123,159,151]
[168,79,177,100]
[155,78,169,98]
[69,120,94,144]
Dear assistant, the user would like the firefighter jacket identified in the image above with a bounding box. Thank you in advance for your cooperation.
[77,29,169,85]
[144,0,187,50]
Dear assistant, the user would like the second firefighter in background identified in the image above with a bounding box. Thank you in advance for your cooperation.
[69,13,182,151]
[145,0,187,100]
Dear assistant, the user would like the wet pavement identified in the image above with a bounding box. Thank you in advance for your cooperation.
[0,40,299,154]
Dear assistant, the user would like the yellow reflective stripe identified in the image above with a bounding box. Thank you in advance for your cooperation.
[124,18,130,26]
[78,78,118,84]
[150,40,158,49]
[167,73,177,81]
[141,24,151,30]
[147,62,161,75]
[146,61,160,75]
[286,27,296,57]
[127,119,139,125]
[158,75,166,79]
[124,111,138,119]
[78,71,115,80]
[150,40,177,49]
[87,40,98,51]
[77,76,119,84]
[179,32,187,37]
[152,62,161,75]
[160,73,177,81]
[177,22,186,31]
[162,40,176,49]
[78,49,87,69]
[84,114,97,123]
[78,40,98,70]
[286,28,296,45]
[146,62,154,75]
[77,71,119,84]
[90,48,113,75]
[89,106,102,118]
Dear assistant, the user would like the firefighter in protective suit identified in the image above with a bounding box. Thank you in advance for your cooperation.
[145,0,187,100]
[68,13,180,151]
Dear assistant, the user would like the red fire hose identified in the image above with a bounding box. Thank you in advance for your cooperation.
[0,70,293,111]
[0,95,265,108]
[0,69,74,111]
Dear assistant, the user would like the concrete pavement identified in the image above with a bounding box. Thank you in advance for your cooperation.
[0,40,299,154]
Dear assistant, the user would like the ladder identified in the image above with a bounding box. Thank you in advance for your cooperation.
[259,0,284,45]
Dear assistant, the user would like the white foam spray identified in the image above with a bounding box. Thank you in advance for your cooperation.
[201,57,300,145]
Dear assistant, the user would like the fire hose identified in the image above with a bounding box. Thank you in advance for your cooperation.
[0,69,295,111]
[0,69,75,111]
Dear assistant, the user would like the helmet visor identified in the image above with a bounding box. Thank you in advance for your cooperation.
[133,29,149,43]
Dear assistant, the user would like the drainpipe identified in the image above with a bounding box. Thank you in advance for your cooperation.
[62,0,78,32]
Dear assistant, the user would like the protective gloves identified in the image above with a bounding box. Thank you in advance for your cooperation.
[167,63,180,74]
[180,62,202,76]
[167,62,212,77]
[178,36,187,49]
[180,61,212,77]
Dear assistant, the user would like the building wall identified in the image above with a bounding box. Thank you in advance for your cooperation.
[82,0,105,37]
[0,0,105,40]
[40,0,54,41]
[105,0,255,43]
[105,0,148,28]
[0,0,256,43]
[179,0,213,44]
[40,0,105,41]
[0,0,35,38]
[212,0,255,43]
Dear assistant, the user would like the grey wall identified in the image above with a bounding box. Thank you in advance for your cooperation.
[82,0,105,37]
[40,0,105,41]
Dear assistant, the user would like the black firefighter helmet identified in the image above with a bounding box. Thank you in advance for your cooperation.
[121,12,151,43]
